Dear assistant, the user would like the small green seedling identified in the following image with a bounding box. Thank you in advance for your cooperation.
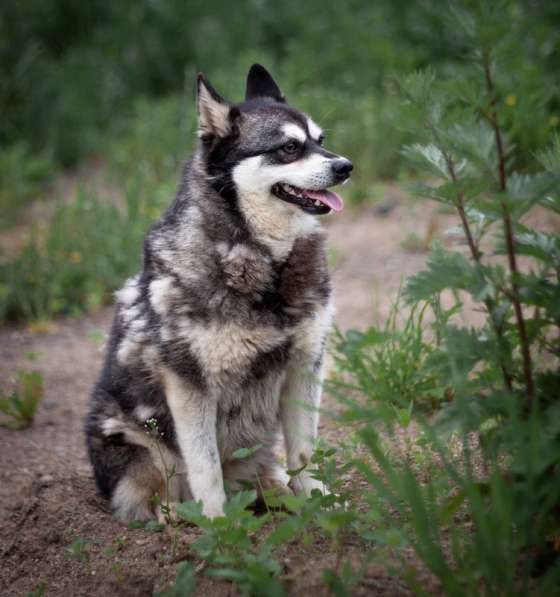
[0,370,43,430]
[64,537,91,563]
[27,582,47,597]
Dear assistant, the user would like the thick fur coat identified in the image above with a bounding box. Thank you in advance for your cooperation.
[85,65,352,520]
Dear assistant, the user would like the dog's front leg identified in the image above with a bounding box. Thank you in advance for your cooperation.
[281,304,333,496]
[280,358,325,497]
[162,367,225,518]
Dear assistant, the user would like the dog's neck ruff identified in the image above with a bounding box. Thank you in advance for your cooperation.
[237,189,320,261]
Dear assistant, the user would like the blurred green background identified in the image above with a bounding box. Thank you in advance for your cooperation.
[0,0,558,322]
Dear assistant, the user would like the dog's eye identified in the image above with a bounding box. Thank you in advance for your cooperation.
[283,141,300,154]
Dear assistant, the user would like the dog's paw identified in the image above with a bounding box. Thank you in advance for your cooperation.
[258,474,292,499]
[201,501,225,519]
[289,475,348,510]
[288,472,325,497]
[257,463,291,494]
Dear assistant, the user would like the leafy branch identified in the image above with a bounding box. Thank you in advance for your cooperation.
[402,85,514,393]
[481,52,534,403]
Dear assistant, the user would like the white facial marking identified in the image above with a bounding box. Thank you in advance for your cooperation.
[233,153,332,196]
[232,155,322,259]
[307,118,323,141]
[281,123,307,144]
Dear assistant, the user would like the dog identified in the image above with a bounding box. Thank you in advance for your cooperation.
[85,64,353,521]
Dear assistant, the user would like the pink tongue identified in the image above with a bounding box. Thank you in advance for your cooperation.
[304,189,344,212]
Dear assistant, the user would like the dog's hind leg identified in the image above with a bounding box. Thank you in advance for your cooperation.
[88,413,184,522]
[112,451,187,523]
[111,453,165,522]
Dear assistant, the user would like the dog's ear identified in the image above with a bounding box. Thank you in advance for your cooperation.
[197,74,239,138]
[245,64,285,103]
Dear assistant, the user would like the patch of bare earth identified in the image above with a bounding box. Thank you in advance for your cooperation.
[1,193,463,596]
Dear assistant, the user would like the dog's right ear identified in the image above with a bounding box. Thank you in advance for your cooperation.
[245,64,285,103]
[197,74,239,139]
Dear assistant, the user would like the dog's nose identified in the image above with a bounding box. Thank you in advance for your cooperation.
[332,159,353,181]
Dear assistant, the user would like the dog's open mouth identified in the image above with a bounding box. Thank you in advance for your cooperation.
[271,183,344,215]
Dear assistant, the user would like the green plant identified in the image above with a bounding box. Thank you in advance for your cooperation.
[64,537,91,563]
[27,582,47,597]
[331,2,560,593]
[107,96,191,186]
[0,178,170,323]
[0,143,53,228]
[157,562,197,597]
[331,295,447,414]
[175,491,286,596]
[156,441,354,596]
[0,370,43,430]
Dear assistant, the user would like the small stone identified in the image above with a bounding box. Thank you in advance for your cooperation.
[374,197,399,217]
[41,529,61,544]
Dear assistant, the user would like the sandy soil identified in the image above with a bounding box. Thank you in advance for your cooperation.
[0,191,456,596]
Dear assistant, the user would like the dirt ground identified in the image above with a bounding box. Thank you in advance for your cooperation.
[0,189,456,596]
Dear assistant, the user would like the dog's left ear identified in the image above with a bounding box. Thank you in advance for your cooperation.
[197,74,240,138]
[245,64,285,103]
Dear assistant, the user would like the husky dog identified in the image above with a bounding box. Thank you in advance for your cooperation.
[85,64,353,521]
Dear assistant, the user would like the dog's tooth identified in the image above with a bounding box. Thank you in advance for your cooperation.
[314,200,321,206]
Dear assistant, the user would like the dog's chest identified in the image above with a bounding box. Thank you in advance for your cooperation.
[181,237,329,378]
[142,231,331,383]
[180,319,289,377]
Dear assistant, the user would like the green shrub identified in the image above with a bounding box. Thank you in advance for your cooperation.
[0,93,186,323]
[107,95,194,184]
[0,181,172,322]
[1,1,557,170]
[332,2,560,592]
[157,443,354,597]
[331,297,449,415]
[0,143,54,228]
[0,370,44,430]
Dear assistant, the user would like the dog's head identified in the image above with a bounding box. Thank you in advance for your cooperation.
[196,64,352,216]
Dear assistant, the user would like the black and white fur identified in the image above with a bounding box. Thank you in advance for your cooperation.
[85,65,353,520]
